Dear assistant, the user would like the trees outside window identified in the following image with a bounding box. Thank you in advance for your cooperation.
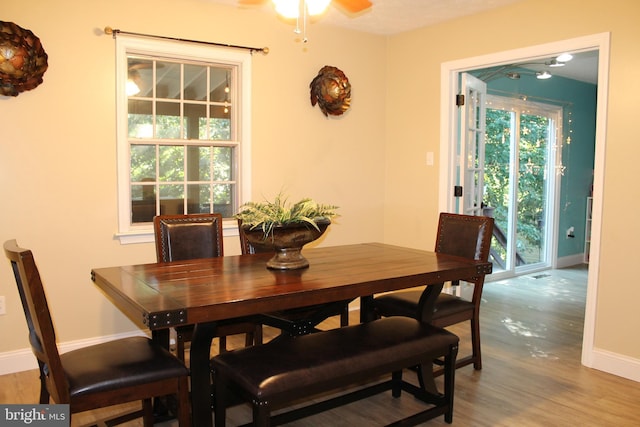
[484,96,560,266]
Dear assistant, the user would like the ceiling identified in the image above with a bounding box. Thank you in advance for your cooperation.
[208,0,599,84]
[479,50,599,85]
[210,0,526,35]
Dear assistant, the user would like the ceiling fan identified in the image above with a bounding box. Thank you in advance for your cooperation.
[239,0,372,16]
[239,0,372,41]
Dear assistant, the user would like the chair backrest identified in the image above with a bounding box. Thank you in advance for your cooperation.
[237,219,274,255]
[153,214,224,262]
[435,213,494,302]
[435,212,494,263]
[4,239,69,404]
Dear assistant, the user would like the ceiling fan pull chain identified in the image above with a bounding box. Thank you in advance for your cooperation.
[294,4,302,35]
[303,0,309,43]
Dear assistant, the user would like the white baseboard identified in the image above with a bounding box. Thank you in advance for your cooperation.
[556,254,585,268]
[589,347,640,383]
[0,330,147,376]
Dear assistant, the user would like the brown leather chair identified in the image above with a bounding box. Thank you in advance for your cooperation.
[238,219,350,337]
[370,212,494,374]
[154,214,262,359]
[4,239,190,427]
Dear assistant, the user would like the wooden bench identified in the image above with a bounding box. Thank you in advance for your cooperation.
[211,317,459,426]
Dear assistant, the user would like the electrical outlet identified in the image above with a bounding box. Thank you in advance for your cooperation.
[0,296,5,315]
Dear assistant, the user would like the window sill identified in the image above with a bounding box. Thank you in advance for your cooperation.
[116,219,241,245]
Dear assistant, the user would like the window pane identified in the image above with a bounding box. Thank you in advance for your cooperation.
[131,183,156,201]
[213,147,233,181]
[159,184,184,215]
[131,184,156,224]
[213,183,234,218]
[209,105,231,140]
[157,61,181,99]
[159,146,184,181]
[187,184,210,213]
[184,64,208,101]
[128,100,153,138]
[184,103,207,139]
[210,67,231,103]
[156,102,181,138]
[127,58,153,98]
[130,145,156,181]
[186,146,211,181]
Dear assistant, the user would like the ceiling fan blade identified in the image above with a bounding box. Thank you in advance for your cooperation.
[334,0,372,13]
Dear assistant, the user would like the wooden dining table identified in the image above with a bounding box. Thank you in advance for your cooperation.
[90,242,492,426]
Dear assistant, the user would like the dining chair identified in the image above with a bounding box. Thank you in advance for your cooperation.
[4,239,191,427]
[370,212,494,375]
[154,213,262,359]
[238,219,350,337]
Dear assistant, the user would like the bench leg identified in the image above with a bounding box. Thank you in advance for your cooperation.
[253,400,271,427]
[444,343,459,424]
[214,371,227,427]
[391,370,403,398]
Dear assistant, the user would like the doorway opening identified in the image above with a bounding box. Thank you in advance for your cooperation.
[439,33,610,368]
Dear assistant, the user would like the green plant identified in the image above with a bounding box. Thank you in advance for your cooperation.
[236,193,338,238]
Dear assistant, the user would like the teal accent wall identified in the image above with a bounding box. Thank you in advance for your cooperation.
[474,69,597,259]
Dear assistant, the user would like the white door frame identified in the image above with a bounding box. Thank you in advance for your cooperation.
[439,33,610,369]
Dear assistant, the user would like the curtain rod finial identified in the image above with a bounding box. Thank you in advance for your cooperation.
[262,47,269,55]
[104,27,120,38]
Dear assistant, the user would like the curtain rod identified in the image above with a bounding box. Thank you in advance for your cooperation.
[104,27,269,55]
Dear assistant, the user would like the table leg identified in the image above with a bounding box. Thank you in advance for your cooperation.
[360,295,375,323]
[191,322,217,427]
[417,282,445,395]
[417,283,444,324]
[150,329,174,420]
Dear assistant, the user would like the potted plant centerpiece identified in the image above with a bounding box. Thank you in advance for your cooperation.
[235,194,338,270]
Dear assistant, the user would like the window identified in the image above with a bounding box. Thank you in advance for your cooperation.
[115,36,252,243]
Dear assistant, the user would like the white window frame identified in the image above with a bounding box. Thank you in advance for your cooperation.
[114,35,252,244]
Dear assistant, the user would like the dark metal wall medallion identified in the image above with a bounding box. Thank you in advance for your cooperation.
[310,65,351,117]
[0,21,48,97]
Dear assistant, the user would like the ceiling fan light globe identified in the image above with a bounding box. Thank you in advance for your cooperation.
[273,0,300,18]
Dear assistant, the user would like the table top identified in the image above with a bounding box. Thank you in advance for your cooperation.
[91,242,492,330]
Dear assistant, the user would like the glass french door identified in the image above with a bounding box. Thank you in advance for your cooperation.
[458,73,487,216]
[483,95,562,275]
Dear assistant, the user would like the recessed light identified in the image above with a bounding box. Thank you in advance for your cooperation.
[556,53,573,62]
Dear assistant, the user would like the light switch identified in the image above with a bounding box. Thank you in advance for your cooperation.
[426,152,434,166]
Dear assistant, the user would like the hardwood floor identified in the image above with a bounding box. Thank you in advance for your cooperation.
[3,266,640,426]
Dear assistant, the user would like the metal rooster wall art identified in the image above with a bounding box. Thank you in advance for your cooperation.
[309,65,351,117]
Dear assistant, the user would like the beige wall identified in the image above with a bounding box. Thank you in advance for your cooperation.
[383,0,640,362]
[0,0,386,351]
[2,0,639,377]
